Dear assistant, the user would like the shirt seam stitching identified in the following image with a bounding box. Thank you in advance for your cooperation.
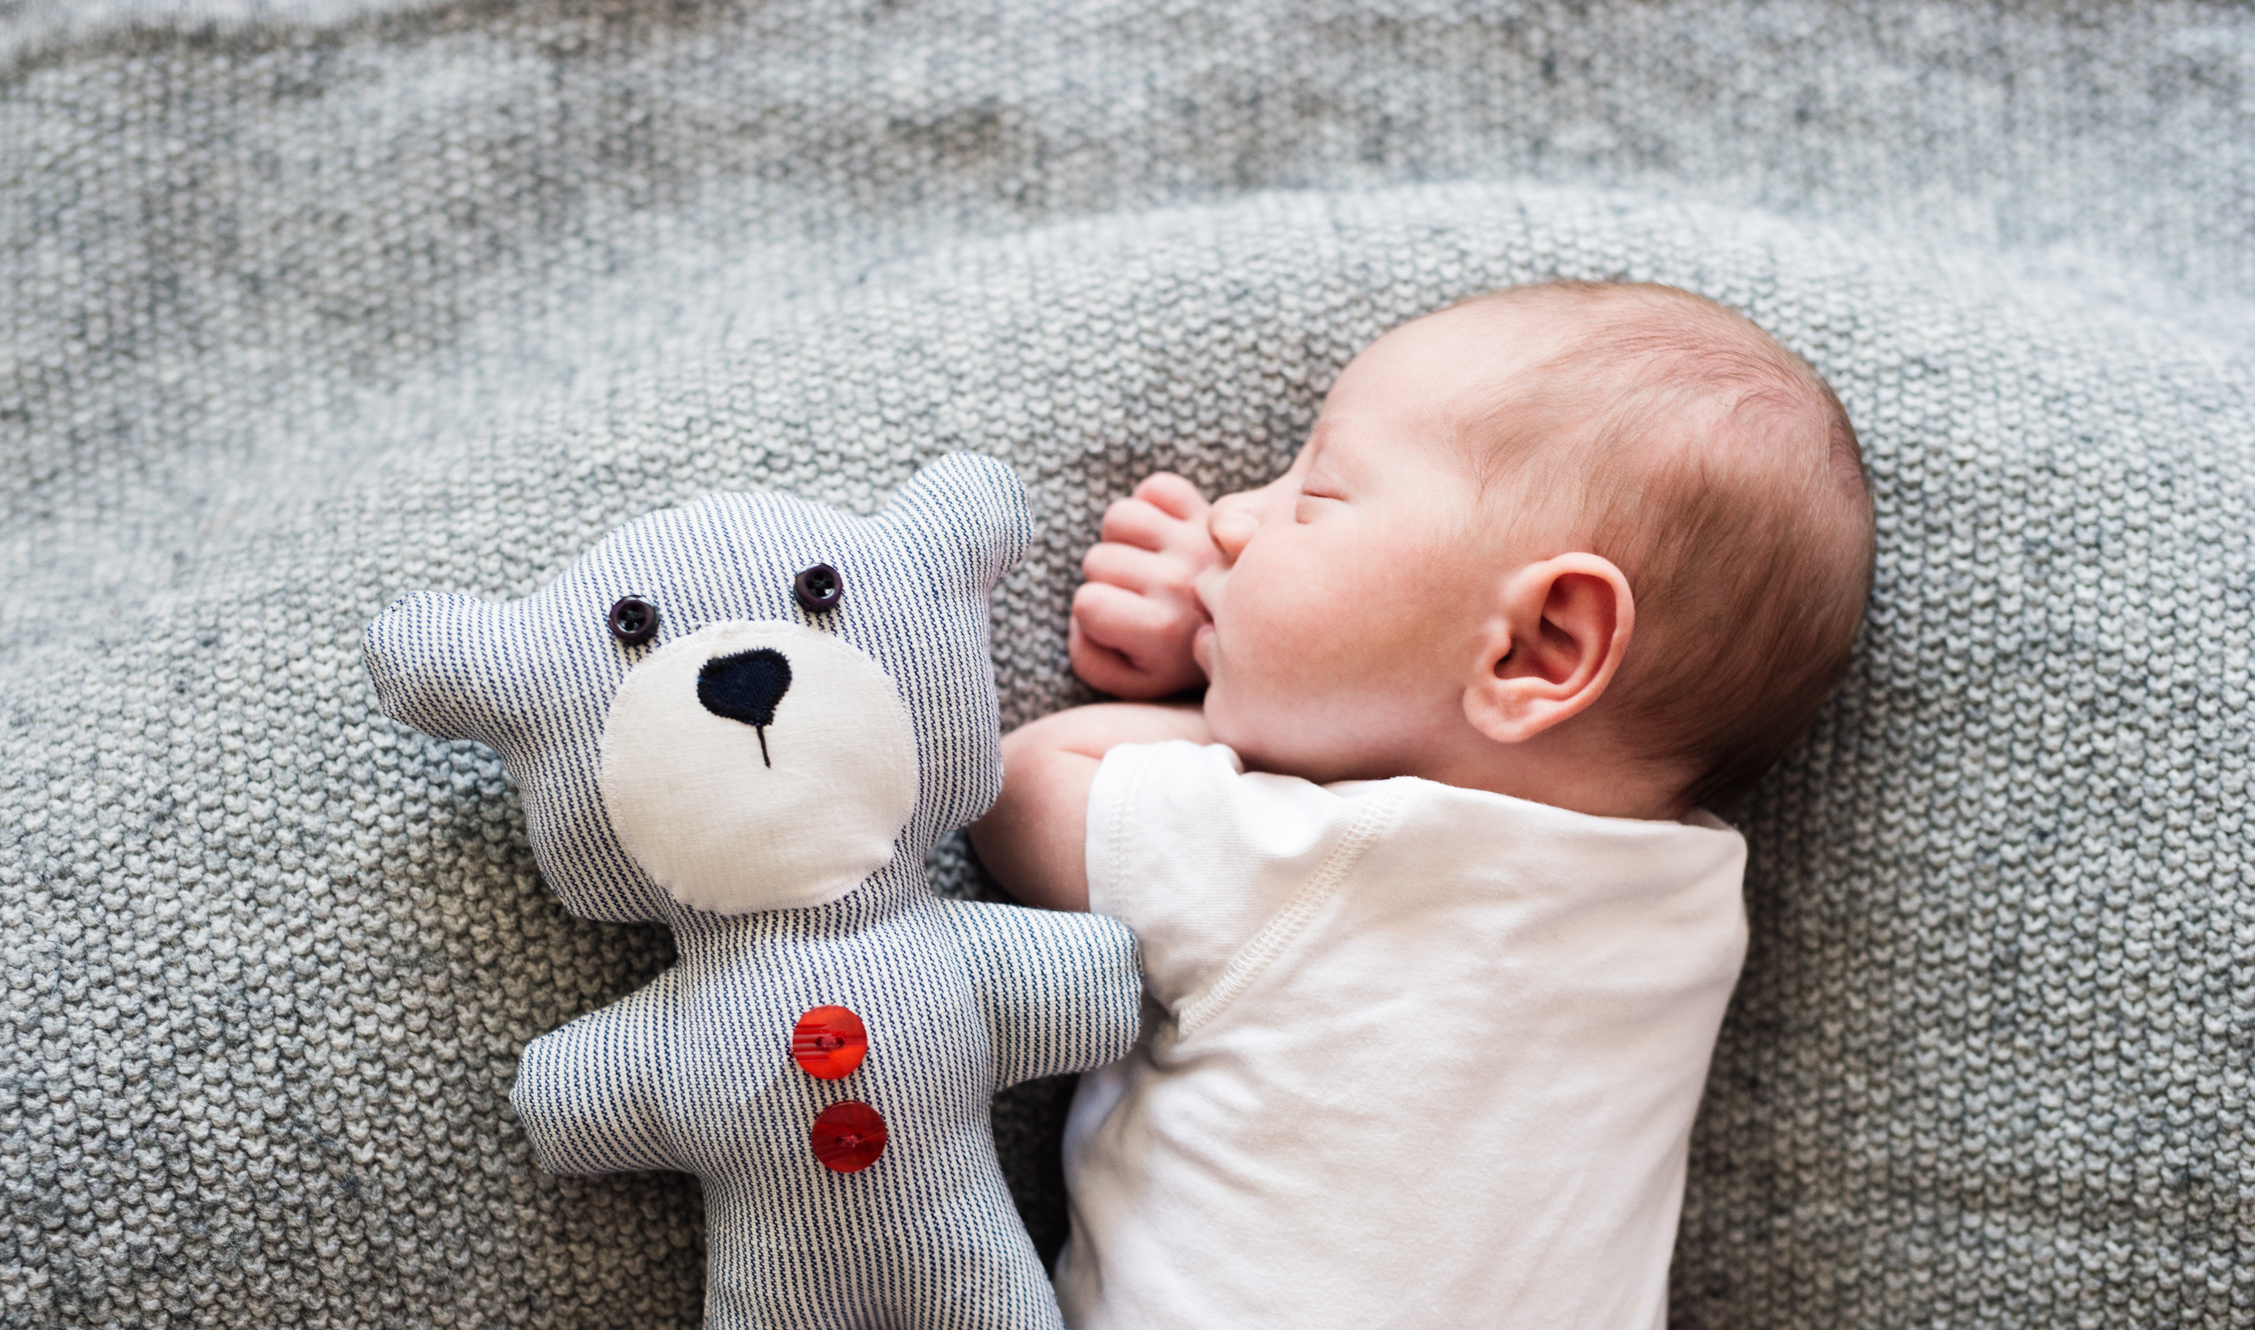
[1173,778,1409,1039]
[1102,744,1147,921]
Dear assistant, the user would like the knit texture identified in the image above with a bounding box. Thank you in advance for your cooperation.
[3,2,2251,1326]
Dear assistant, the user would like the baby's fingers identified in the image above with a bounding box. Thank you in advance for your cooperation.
[1131,472,1209,521]
[1096,496,1185,552]
[1068,616,1152,699]
[1070,618,1202,700]
[1071,581,1183,656]
[1070,583,1204,698]
[1080,541,1183,595]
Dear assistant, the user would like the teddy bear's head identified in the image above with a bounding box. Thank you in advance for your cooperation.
[363,454,1030,926]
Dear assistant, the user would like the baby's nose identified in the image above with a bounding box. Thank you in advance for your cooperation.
[1208,492,1259,560]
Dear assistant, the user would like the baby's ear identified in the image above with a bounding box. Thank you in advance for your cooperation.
[1464,554,1635,745]
[883,454,1033,597]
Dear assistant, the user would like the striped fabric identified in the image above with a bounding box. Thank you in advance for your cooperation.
[362,454,1143,1329]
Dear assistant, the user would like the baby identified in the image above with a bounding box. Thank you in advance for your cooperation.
[969,281,1875,1327]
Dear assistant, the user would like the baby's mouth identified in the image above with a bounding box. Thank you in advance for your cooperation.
[1192,622,1216,679]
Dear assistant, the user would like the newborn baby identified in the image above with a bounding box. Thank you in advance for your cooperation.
[970,281,1875,1327]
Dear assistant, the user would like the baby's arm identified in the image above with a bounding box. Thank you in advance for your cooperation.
[973,472,1218,907]
[969,702,1212,911]
[1069,473,1221,699]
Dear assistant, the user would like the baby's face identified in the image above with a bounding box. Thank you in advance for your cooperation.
[1194,309,1544,782]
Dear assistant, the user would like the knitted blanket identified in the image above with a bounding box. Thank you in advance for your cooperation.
[4,2,2250,1326]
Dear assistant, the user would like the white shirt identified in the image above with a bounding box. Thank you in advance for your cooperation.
[1054,742,1748,1329]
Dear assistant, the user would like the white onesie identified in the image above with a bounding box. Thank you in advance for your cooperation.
[1053,741,1748,1329]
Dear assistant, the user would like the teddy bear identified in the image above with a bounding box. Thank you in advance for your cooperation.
[362,454,1143,1329]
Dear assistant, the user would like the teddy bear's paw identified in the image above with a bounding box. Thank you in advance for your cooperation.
[598,619,918,914]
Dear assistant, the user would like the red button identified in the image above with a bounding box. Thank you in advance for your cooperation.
[791,1006,868,1080]
[810,1100,886,1173]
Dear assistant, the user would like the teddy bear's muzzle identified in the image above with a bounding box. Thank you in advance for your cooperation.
[597,620,920,916]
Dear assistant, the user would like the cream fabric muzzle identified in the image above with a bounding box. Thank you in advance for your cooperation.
[597,620,919,915]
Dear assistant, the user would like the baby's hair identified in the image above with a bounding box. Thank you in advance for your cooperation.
[1450,281,1875,808]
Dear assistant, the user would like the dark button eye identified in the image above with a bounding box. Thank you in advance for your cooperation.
[608,596,659,645]
[793,564,843,612]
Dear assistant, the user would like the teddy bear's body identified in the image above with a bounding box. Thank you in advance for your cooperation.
[518,871,1125,1326]
[364,456,1142,1329]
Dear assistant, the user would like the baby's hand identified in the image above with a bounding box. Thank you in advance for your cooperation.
[1069,473,1219,699]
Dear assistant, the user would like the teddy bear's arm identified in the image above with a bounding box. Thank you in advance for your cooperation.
[509,976,684,1176]
[938,899,1142,1089]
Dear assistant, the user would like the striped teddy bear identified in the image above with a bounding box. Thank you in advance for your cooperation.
[364,454,1143,1329]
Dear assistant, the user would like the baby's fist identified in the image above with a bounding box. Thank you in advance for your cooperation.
[1070,473,1218,699]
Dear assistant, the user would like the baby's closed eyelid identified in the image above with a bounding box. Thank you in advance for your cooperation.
[1295,454,1346,497]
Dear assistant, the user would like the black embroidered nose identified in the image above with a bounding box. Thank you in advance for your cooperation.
[697,648,793,767]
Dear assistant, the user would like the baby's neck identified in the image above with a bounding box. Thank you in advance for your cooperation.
[1438,756,1693,823]
[1245,725,1692,824]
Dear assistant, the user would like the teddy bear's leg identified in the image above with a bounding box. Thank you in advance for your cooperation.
[697,1167,1065,1330]
[930,1232,1069,1330]
[882,1181,1070,1330]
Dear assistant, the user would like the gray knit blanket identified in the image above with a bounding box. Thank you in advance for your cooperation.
[4,2,2250,1326]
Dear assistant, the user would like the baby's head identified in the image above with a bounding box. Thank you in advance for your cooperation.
[1193,281,1874,816]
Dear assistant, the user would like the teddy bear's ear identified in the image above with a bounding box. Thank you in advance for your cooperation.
[883,454,1032,596]
[363,589,517,746]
